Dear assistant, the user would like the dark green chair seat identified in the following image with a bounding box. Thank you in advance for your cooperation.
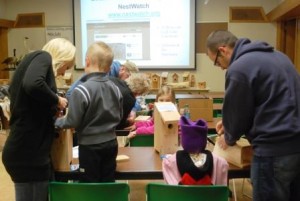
[49,182,130,201]
[129,134,154,147]
[146,183,229,201]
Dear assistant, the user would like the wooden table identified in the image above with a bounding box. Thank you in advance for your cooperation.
[115,147,163,180]
[54,146,250,181]
[207,118,221,131]
[145,94,210,100]
[149,88,209,94]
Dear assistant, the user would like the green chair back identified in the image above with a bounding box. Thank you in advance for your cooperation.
[146,183,228,201]
[129,134,154,147]
[49,182,130,201]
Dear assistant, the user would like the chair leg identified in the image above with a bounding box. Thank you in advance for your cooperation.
[241,178,253,199]
[232,179,237,201]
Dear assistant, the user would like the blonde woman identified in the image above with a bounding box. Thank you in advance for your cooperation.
[2,38,76,201]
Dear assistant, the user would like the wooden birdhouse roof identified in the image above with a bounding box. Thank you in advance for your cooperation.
[161,72,168,78]
[182,72,190,77]
[151,73,160,78]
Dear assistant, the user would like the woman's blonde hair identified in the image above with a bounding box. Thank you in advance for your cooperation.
[156,85,176,103]
[42,38,76,75]
[125,73,150,95]
[86,41,114,72]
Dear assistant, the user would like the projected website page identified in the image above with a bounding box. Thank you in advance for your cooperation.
[76,0,195,69]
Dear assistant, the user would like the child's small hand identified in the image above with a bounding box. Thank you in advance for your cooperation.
[148,103,154,110]
[127,131,136,139]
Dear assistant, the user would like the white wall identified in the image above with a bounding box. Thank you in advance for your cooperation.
[4,0,281,92]
[195,0,279,91]
[5,0,73,56]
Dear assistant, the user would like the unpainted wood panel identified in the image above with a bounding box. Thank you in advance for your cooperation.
[284,20,296,62]
[296,19,300,73]
[196,22,228,54]
[0,28,9,79]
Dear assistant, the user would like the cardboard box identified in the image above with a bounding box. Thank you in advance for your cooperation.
[51,129,73,171]
[0,130,8,151]
[213,137,253,168]
[178,98,213,122]
[154,102,180,155]
[135,115,151,122]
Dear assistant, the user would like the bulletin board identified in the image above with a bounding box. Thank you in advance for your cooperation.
[45,26,74,44]
[196,22,228,53]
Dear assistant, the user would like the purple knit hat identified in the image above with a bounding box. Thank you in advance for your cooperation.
[180,116,208,153]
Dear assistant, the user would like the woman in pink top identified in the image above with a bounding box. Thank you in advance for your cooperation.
[127,85,176,138]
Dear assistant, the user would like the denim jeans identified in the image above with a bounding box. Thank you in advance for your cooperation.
[15,181,48,201]
[251,153,300,201]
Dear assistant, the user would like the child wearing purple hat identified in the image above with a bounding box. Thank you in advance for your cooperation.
[162,116,229,185]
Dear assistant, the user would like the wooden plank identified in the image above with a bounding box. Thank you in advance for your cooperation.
[296,19,300,73]
[0,19,15,28]
[149,87,209,94]
[196,22,228,53]
[230,7,268,23]
[0,28,9,79]
[213,103,223,110]
[267,0,300,21]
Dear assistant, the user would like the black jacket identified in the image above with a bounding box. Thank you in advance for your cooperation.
[2,51,59,182]
[109,77,136,129]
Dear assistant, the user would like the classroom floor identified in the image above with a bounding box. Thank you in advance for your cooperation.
[0,151,252,201]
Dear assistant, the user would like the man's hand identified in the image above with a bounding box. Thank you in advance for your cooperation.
[126,111,136,125]
[215,120,229,150]
[215,120,224,136]
[57,96,68,111]
[217,135,228,150]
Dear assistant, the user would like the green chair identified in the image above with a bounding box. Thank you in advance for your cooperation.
[146,183,229,201]
[213,98,224,104]
[49,182,130,201]
[129,134,154,147]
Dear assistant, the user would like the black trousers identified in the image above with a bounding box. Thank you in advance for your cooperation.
[78,139,118,182]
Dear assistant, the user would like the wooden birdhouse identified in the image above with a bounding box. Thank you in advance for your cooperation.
[161,72,168,85]
[190,74,196,87]
[182,72,190,82]
[154,102,180,155]
[63,72,73,86]
[145,72,152,80]
[172,73,179,83]
[151,73,161,89]
[198,81,207,89]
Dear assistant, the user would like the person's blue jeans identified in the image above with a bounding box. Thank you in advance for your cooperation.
[251,153,300,201]
[15,181,48,201]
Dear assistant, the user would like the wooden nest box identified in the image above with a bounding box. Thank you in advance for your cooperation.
[151,73,161,89]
